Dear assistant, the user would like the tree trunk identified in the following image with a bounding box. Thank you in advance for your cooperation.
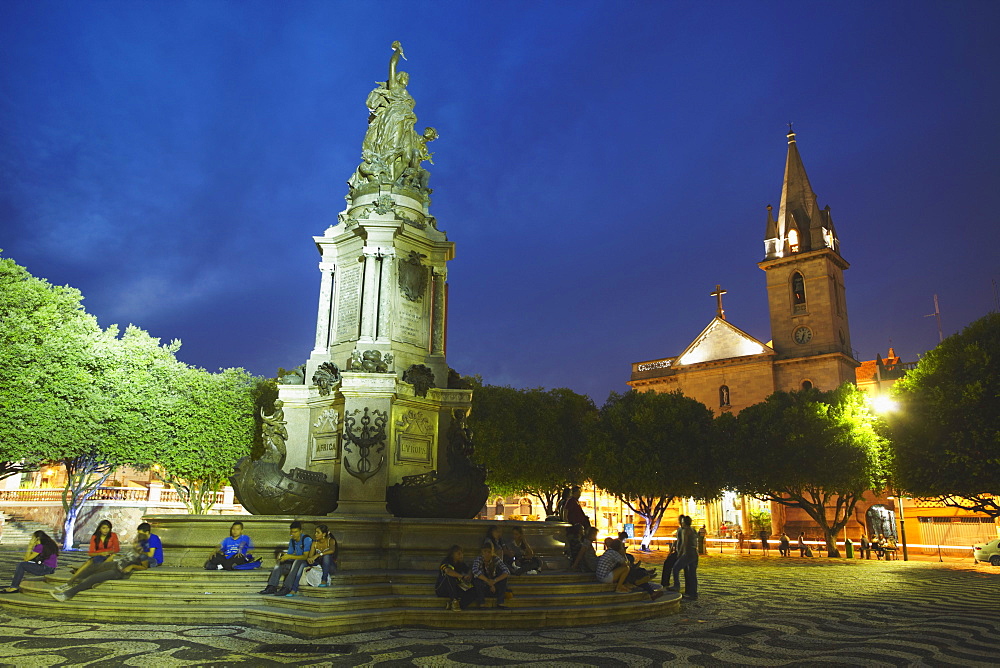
[823,529,840,558]
[640,513,664,550]
[60,464,112,551]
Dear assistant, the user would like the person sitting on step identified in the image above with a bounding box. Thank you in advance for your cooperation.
[472,542,510,609]
[1,530,59,594]
[564,524,584,568]
[67,520,120,585]
[483,525,515,566]
[571,526,599,572]
[50,542,148,601]
[259,520,312,597]
[305,524,338,586]
[134,523,163,570]
[595,538,631,593]
[435,544,476,611]
[205,521,258,570]
[509,526,543,575]
[614,534,663,601]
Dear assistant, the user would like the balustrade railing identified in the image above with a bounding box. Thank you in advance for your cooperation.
[0,486,233,506]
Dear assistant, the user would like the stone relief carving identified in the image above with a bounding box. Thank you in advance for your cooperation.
[279,365,305,385]
[395,410,433,465]
[311,408,341,461]
[398,250,428,302]
[343,407,387,483]
[312,362,341,396]
[347,350,394,373]
[402,364,436,397]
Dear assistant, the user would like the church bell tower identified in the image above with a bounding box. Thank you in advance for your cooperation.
[759,129,858,391]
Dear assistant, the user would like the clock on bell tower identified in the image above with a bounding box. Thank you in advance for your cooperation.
[759,129,858,391]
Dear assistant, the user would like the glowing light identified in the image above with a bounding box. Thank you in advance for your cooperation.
[870,395,898,414]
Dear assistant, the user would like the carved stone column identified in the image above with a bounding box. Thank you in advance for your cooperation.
[376,248,395,342]
[312,262,336,353]
[430,267,447,355]
[359,248,382,343]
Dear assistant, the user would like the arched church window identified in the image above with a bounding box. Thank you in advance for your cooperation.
[719,385,731,407]
[787,228,800,253]
[495,499,505,517]
[519,498,532,516]
[792,272,806,314]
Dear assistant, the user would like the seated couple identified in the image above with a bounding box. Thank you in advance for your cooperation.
[51,522,163,601]
[483,525,543,575]
[258,521,338,597]
[595,535,663,601]
[436,542,511,611]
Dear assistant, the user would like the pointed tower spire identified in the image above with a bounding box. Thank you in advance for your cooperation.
[763,127,841,259]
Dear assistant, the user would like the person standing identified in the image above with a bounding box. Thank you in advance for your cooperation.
[697,525,708,555]
[736,527,745,555]
[859,533,871,560]
[759,529,770,556]
[563,486,591,532]
[670,516,699,600]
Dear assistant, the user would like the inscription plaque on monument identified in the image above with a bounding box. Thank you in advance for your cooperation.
[336,264,362,341]
[396,299,427,347]
[394,410,433,465]
[311,408,341,462]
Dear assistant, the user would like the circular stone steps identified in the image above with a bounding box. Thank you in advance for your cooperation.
[0,563,680,634]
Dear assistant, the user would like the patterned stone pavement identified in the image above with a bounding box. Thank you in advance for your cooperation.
[0,548,998,666]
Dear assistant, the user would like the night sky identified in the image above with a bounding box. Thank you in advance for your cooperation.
[2,1,998,402]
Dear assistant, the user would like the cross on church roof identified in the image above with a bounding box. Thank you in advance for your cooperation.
[711,284,727,320]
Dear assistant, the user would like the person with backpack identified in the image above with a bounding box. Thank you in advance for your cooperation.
[258,521,312,597]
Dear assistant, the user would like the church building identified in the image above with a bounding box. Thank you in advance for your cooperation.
[628,129,858,411]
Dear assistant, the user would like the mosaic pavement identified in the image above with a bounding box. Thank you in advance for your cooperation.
[0,547,998,666]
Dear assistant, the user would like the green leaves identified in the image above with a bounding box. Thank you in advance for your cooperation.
[890,313,1000,515]
[470,384,596,511]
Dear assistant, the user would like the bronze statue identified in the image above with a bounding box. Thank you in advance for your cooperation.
[351,41,434,193]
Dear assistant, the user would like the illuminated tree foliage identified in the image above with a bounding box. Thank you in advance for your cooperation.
[587,390,719,549]
[471,384,595,516]
[0,253,258,546]
[728,384,888,557]
[151,366,257,514]
[890,312,1000,518]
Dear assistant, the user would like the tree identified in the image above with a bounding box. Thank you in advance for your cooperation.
[890,312,1000,517]
[728,384,888,557]
[470,385,595,516]
[152,366,257,513]
[587,390,718,550]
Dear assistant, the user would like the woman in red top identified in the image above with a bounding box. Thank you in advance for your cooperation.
[66,520,119,585]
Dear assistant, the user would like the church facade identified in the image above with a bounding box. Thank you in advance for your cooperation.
[629,129,858,413]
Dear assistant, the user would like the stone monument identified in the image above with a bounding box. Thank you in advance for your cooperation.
[232,41,487,518]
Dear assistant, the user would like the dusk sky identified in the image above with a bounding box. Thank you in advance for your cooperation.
[2,1,998,402]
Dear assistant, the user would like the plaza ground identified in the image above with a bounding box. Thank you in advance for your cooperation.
[0,547,997,666]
